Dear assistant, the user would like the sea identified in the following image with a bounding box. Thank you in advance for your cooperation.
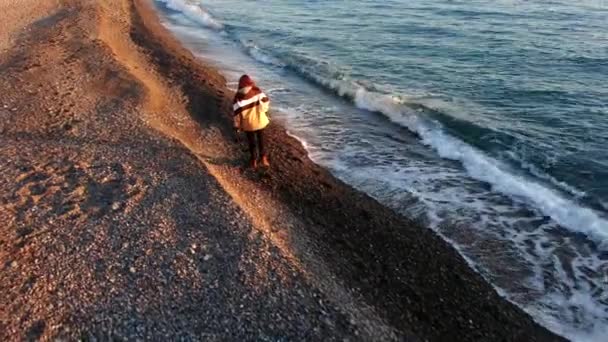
[151,1,608,340]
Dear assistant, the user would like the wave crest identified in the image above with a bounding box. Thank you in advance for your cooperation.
[240,40,286,67]
[277,59,608,247]
[156,0,223,31]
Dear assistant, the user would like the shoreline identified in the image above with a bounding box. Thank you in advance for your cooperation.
[0,0,567,340]
[125,1,569,339]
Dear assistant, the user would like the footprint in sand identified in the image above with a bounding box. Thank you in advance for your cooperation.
[7,159,146,243]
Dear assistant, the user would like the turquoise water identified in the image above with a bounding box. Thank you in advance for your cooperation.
[153,1,608,340]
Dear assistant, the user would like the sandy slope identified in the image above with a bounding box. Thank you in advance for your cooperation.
[0,0,61,53]
[0,0,364,340]
[0,0,566,341]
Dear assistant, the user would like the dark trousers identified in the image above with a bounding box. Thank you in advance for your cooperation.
[245,129,266,161]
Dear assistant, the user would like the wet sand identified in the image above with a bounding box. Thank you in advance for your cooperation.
[0,0,566,340]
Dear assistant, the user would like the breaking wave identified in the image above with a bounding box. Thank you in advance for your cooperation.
[155,0,223,31]
[273,54,608,248]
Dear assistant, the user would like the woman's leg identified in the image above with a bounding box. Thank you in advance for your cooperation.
[245,131,257,167]
[257,130,270,166]
[256,130,265,157]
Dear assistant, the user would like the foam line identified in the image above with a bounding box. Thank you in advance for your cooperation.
[351,85,608,248]
[278,60,608,247]
[156,0,223,31]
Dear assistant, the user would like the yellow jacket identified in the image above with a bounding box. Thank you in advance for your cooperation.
[233,91,270,132]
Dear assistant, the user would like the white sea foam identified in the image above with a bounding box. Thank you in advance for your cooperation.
[506,150,588,199]
[535,285,608,342]
[301,75,608,248]
[239,40,286,67]
[285,130,310,151]
[156,0,223,31]
[272,57,608,247]
[275,74,608,342]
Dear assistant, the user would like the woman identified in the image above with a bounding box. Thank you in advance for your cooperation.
[233,74,271,168]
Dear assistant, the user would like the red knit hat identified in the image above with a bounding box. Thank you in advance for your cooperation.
[238,74,255,89]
